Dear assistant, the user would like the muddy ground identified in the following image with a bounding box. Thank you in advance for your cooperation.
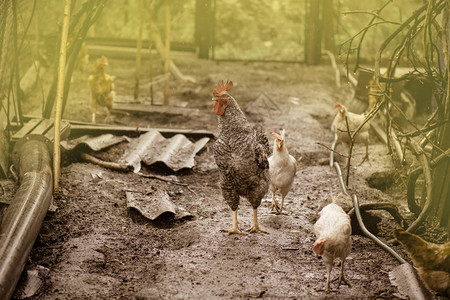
[4,53,448,299]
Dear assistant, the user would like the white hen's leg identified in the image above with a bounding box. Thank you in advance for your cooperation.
[271,191,279,212]
[326,263,332,292]
[359,142,369,165]
[278,195,285,214]
[337,259,350,287]
[92,113,96,124]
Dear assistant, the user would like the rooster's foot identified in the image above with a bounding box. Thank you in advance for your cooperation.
[221,227,244,234]
[275,211,288,215]
[245,225,268,234]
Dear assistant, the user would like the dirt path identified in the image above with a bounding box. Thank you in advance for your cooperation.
[9,54,435,299]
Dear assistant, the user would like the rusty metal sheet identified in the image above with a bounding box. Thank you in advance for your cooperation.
[120,129,209,172]
[126,191,192,221]
[389,263,431,300]
[61,134,129,151]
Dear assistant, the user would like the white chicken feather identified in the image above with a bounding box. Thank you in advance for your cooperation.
[313,203,352,291]
[331,103,370,165]
[268,129,296,214]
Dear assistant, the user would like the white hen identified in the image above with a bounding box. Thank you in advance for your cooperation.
[268,129,296,214]
[331,103,370,164]
[313,203,352,291]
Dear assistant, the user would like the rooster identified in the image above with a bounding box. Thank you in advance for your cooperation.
[212,80,270,234]
[394,229,450,296]
[331,103,370,165]
[88,56,115,124]
[268,129,296,214]
[313,203,352,292]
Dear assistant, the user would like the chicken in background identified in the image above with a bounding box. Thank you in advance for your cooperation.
[212,80,270,234]
[394,228,450,297]
[331,103,370,165]
[88,56,115,124]
[268,129,296,214]
[313,202,352,292]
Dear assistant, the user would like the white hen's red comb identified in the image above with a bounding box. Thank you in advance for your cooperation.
[272,132,282,141]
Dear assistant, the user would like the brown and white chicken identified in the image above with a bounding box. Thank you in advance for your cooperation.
[268,129,296,214]
[394,229,450,297]
[331,103,370,165]
[88,56,115,124]
[212,80,270,234]
[313,203,352,291]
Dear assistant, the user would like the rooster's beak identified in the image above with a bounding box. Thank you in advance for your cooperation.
[212,96,218,101]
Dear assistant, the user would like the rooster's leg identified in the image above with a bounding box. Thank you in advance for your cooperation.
[246,209,267,233]
[271,192,279,212]
[221,209,243,234]
[92,113,96,124]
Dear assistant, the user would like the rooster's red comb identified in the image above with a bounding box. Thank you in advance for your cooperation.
[213,80,233,97]
[334,103,343,109]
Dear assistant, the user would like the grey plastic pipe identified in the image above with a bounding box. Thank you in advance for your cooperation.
[0,138,53,299]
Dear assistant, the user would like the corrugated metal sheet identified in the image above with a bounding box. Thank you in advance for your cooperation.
[120,129,209,172]
[126,191,192,221]
[60,134,129,151]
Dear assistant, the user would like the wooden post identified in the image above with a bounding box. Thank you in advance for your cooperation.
[164,0,170,105]
[148,0,154,104]
[134,0,145,101]
[53,0,72,192]
[305,0,322,65]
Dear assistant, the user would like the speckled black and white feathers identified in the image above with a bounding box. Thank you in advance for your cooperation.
[213,93,270,211]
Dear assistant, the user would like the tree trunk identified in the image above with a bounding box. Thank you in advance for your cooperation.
[305,0,322,65]
[195,0,212,59]
[322,0,335,55]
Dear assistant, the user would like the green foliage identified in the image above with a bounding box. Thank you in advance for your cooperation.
[213,0,303,60]
[337,0,424,65]
[23,0,431,63]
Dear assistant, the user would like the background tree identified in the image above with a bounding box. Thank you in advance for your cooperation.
[195,0,212,59]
